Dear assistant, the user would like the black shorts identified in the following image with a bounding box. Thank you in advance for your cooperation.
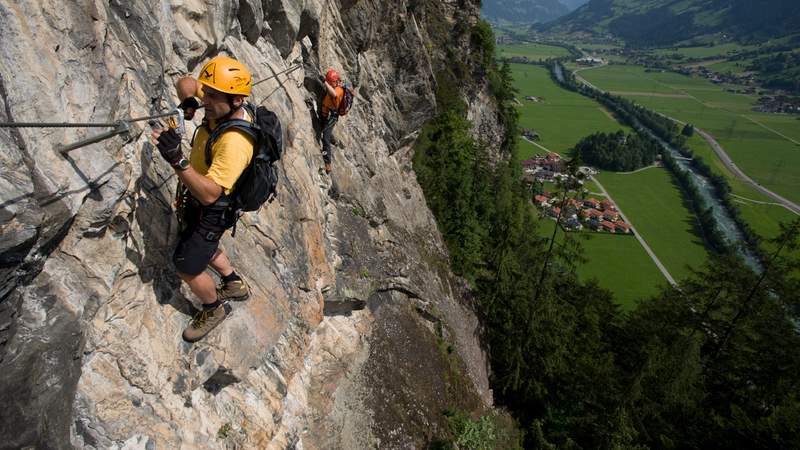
[173,199,234,276]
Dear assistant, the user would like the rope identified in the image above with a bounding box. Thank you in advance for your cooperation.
[0,110,179,129]
[0,121,118,128]
[252,64,303,87]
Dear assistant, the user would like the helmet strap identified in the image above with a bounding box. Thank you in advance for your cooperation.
[218,95,242,123]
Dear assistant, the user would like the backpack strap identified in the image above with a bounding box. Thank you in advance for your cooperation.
[203,103,258,167]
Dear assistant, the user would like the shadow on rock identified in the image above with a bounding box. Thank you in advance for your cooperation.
[130,142,194,316]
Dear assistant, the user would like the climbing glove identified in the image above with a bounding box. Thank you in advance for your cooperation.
[178,96,202,120]
[156,128,183,166]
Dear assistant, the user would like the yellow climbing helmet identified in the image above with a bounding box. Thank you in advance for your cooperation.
[197,55,252,96]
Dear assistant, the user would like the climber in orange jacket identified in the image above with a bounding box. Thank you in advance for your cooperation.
[151,56,253,343]
[319,68,345,174]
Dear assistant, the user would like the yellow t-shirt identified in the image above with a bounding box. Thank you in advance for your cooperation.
[190,112,255,195]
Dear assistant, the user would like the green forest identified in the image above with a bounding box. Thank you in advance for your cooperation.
[572,131,659,172]
[415,19,800,450]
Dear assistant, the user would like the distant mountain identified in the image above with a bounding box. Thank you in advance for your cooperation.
[559,0,590,11]
[544,0,800,45]
[482,0,571,24]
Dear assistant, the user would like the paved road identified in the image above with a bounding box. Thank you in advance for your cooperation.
[590,175,678,286]
[695,128,800,215]
[522,136,555,153]
[572,63,606,91]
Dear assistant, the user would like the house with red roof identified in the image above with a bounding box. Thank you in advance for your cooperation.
[588,209,604,219]
[520,159,537,172]
[600,199,616,211]
[534,195,549,206]
[603,210,620,222]
[583,198,600,209]
[601,220,616,232]
[615,222,631,234]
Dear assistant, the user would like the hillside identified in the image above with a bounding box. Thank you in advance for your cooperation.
[544,0,800,46]
[482,0,571,24]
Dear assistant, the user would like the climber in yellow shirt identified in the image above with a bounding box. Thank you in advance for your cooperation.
[152,55,254,342]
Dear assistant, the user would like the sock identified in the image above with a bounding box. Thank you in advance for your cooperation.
[203,299,222,310]
[221,271,241,283]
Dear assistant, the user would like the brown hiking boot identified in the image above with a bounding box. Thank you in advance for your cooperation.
[182,303,231,343]
[324,163,332,174]
[217,278,250,302]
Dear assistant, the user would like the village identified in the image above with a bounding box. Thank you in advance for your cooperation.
[521,152,634,235]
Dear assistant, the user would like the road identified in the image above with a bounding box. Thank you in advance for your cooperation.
[590,175,678,286]
[569,65,800,216]
[695,128,800,215]
[572,63,606,91]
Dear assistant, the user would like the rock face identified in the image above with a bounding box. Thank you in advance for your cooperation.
[0,0,500,448]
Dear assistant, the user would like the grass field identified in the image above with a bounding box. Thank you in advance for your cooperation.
[651,43,756,59]
[579,233,665,310]
[538,219,665,310]
[596,168,710,282]
[498,43,571,61]
[580,65,800,208]
[705,59,753,74]
[510,64,630,159]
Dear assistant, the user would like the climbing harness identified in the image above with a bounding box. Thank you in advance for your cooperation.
[0,109,184,154]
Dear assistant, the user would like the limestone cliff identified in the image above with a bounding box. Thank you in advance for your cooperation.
[0,1,504,448]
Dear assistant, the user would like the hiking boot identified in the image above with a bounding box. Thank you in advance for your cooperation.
[217,278,250,302]
[324,163,332,174]
[182,303,232,343]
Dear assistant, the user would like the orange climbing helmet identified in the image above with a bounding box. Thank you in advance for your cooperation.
[325,68,340,84]
[197,55,252,96]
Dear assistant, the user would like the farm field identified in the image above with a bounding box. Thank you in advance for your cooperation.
[537,219,665,310]
[578,233,665,310]
[596,168,710,282]
[580,65,800,207]
[650,43,756,59]
[705,59,753,74]
[497,43,571,61]
[510,64,630,159]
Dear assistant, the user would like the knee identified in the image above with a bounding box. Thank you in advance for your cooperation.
[209,248,223,263]
[176,270,195,283]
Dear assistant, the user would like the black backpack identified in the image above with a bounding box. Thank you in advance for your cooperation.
[337,84,354,116]
[201,103,283,213]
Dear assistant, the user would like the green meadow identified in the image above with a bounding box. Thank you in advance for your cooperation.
[497,43,571,61]
[578,233,665,310]
[705,59,753,74]
[537,219,665,310]
[510,64,630,159]
[596,168,710,282]
[651,43,756,59]
[581,65,800,209]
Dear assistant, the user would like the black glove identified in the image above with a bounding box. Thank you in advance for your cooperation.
[178,96,201,120]
[156,128,183,166]
[318,75,326,85]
